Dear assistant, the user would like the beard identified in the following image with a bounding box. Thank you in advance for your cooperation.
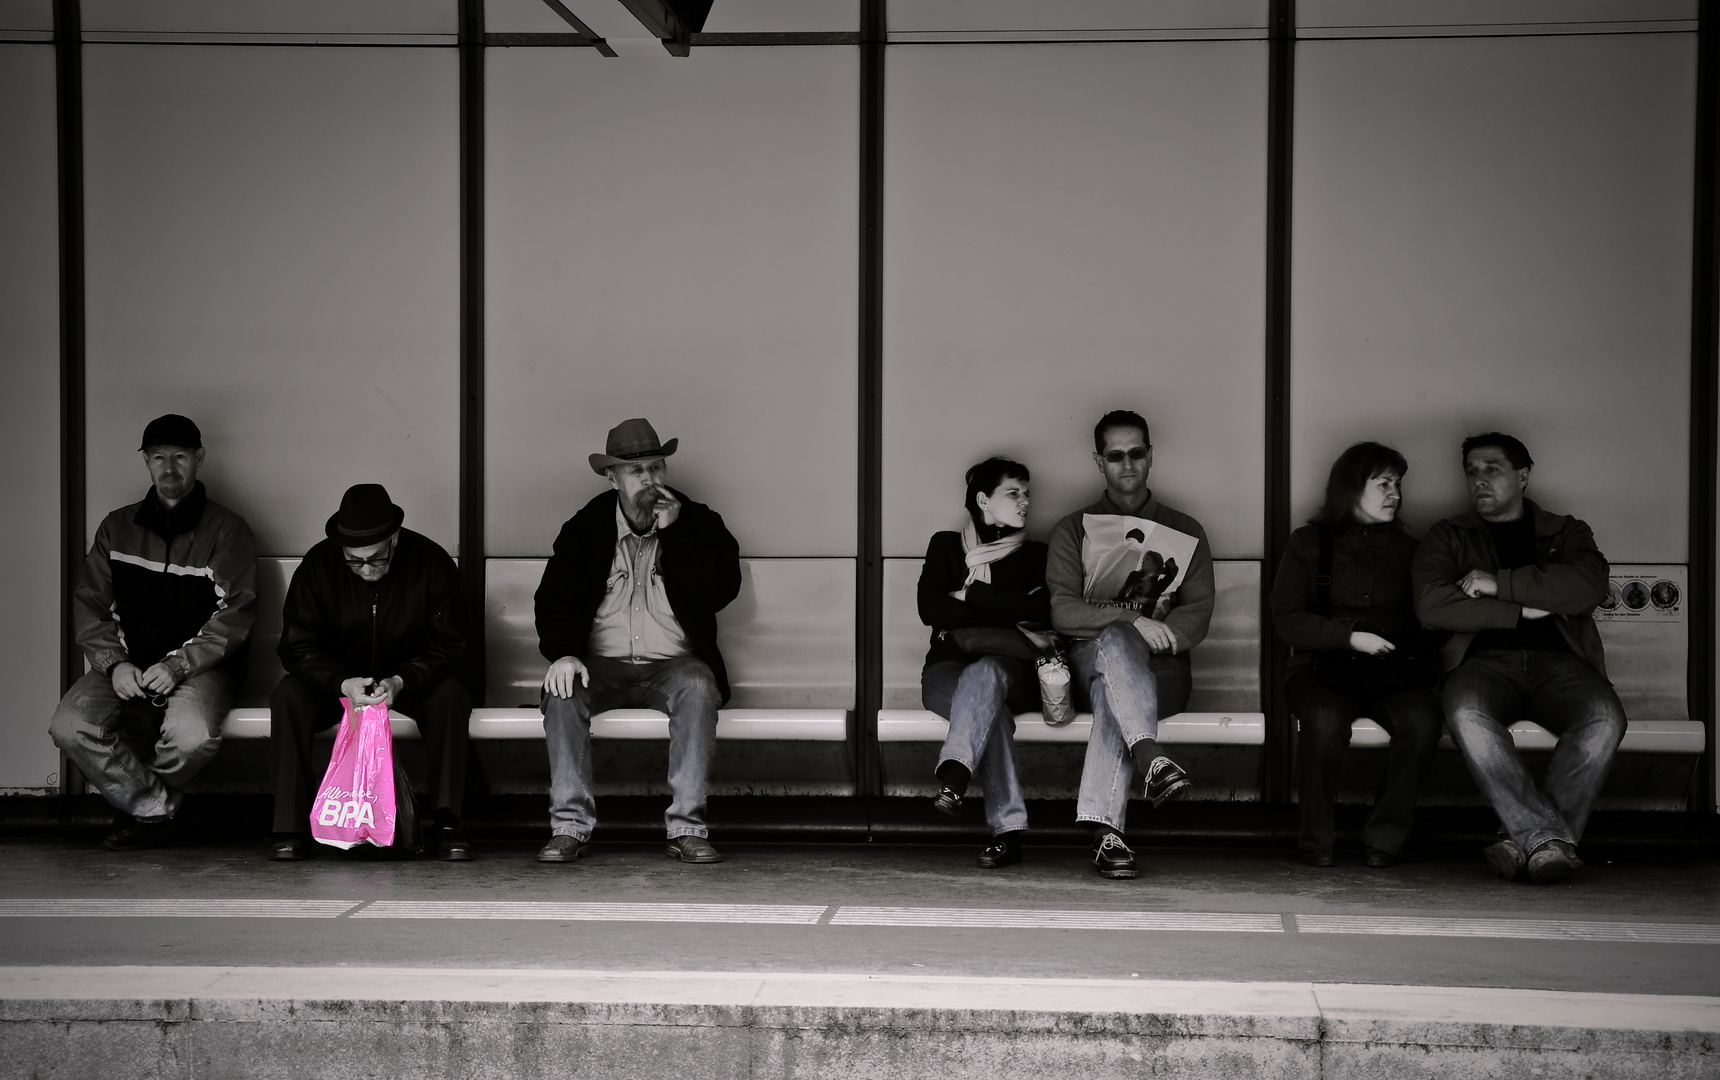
[630,487,664,519]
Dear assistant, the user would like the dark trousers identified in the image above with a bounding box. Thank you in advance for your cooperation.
[1287,666,1442,856]
[270,673,472,835]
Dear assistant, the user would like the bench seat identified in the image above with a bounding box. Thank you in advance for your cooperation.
[877,709,1265,745]
[1344,717,1705,754]
[221,706,848,742]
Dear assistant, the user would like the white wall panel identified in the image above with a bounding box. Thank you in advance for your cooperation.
[883,43,1267,558]
[83,46,461,558]
[81,0,455,36]
[1292,34,1695,559]
[486,47,858,557]
[0,46,62,790]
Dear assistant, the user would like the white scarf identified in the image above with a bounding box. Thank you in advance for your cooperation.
[951,520,1026,600]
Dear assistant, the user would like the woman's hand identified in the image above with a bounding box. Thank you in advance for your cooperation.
[1349,632,1396,656]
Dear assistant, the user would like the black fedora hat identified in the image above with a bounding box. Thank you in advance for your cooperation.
[325,484,405,546]
[589,417,678,476]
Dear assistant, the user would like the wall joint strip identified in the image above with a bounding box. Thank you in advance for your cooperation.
[459,0,488,704]
[1691,0,1718,814]
[53,0,86,796]
[855,0,885,796]
[1262,0,1295,804]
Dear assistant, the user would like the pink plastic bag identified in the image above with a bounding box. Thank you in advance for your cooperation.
[309,697,398,849]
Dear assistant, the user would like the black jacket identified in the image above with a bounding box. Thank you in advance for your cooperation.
[917,530,1050,668]
[277,528,465,700]
[534,488,743,703]
[1270,522,1427,674]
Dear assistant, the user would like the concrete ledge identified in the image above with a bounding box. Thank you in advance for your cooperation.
[1,967,1714,1079]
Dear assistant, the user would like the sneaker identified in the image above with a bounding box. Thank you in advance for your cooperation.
[1483,838,1528,881]
[977,835,1023,869]
[931,787,964,818]
[103,814,181,852]
[536,835,591,863]
[1141,757,1192,807]
[1527,839,1583,885]
[437,826,473,862]
[1092,831,1139,879]
[269,835,313,861]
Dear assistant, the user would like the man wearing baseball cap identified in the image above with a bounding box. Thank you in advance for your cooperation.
[534,418,742,864]
[50,414,258,850]
[268,484,472,861]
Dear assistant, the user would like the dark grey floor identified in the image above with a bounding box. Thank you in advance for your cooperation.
[2,838,1716,997]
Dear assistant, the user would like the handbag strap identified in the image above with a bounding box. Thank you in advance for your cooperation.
[1313,524,1333,618]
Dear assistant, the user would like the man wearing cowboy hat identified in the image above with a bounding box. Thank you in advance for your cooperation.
[268,484,472,861]
[50,413,257,850]
[534,418,742,864]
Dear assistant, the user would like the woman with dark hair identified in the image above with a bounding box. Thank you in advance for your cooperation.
[1270,441,1442,867]
[917,456,1049,868]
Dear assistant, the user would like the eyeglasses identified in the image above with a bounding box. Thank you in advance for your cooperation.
[1102,448,1150,463]
[343,539,397,571]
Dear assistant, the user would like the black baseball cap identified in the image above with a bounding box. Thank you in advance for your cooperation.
[139,414,203,451]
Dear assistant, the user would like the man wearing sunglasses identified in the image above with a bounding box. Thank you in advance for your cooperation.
[51,414,258,850]
[1046,410,1217,879]
[268,484,472,861]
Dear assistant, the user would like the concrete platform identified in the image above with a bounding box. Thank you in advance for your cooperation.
[1,839,1717,1077]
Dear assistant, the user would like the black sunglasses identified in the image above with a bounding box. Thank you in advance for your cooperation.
[1102,447,1150,463]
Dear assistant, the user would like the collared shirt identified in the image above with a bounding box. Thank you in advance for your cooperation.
[587,502,693,662]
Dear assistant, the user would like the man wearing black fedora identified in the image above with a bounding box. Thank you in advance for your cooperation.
[268,484,472,861]
[534,418,742,864]
[50,414,257,850]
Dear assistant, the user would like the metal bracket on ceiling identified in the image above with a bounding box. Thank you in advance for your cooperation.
[542,0,713,57]
[539,0,620,56]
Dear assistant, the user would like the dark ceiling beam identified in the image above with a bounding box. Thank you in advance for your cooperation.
[537,0,618,55]
[615,0,713,56]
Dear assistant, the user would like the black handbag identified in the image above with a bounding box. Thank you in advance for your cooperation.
[1310,526,1435,701]
[946,625,1040,661]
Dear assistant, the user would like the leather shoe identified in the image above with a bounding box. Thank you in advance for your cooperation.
[1092,831,1138,879]
[438,826,473,862]
[104,814,181,852]
[977,835,1022,869]
[1301,849,1336,867]
[1363,848,1398,868]
[537,835,590,863]
[932,786,964,818]
[269,836,312,861]
[1141,757,1192,807]
[1484,838,1528,881]
[667,835,723,863]
[1527,839,1583,884]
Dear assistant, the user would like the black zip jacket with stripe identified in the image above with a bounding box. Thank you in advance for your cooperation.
[74,482,257,682]
[277,528,465,701]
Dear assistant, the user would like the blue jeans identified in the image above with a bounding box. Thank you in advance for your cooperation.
[49,667,231,820]
[543,654,720,841]
[1069,623,1192,831]
[1442,649,1626,852]
[922,656,1037,836]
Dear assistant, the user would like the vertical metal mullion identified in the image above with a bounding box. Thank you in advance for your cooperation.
[54,0,86,795]
[855,0,885,798]
[1261,0,1295,805]
[1691,0,1718,816]
[459,0,487,702]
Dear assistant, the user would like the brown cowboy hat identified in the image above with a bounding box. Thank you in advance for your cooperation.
[589,418,678,476]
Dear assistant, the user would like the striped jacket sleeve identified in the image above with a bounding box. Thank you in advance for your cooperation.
[164,517,258,680]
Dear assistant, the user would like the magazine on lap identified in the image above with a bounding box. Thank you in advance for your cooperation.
[1081,515,1200,621]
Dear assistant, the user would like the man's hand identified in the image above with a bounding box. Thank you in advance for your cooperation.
[137,662,181,696]
[341,676,382,706]
[1349,632,1396,656]
[1520,606,1553,620]
[111,662,146,700]
[651,489,681,531]
[544,656,590,699]
[1133,616,1178,654]
[1457,570,1499,598]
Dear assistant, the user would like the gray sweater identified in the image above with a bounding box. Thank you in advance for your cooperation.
[1046,491,1216,652]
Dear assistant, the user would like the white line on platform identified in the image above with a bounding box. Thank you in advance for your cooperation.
[352,901,827,924]
[830,907,1285,932]
[0,899,357,918]
[1295,914,1720,944]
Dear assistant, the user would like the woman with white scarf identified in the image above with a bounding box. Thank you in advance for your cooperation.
[916,457,1050,868]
